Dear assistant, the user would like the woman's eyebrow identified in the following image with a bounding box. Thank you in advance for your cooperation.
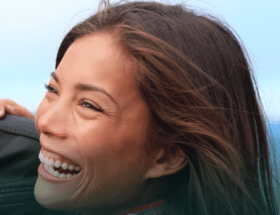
[51,72,59,84]
[50,72,119,108]
[74,83,119,107]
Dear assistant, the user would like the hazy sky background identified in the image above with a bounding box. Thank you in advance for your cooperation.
[0,0,279,122]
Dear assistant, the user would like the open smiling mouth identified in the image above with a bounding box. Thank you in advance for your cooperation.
[39,151,81,178]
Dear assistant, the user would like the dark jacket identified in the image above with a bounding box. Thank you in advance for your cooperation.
[0,114,71,214]
[75,205,172,215]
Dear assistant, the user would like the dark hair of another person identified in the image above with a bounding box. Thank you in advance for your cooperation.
[55,1,279,214]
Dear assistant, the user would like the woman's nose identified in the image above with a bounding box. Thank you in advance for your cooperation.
[37,100,71,139]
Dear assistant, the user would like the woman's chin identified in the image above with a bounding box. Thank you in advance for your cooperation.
[34,163,83,210]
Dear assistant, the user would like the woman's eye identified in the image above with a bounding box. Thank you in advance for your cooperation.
[44,84,58,95]
[80,100,104,113]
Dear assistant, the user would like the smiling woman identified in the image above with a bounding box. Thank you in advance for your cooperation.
[1,0,279,215]
[35,33,160,214]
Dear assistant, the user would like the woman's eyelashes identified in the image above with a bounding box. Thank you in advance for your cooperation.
[44,84,104,113]
[44,84,58,95]
[79,100,104,113]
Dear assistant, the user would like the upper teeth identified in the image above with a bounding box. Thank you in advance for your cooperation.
[39,151,81,172]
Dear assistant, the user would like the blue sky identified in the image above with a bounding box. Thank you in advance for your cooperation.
[0,0,279,122]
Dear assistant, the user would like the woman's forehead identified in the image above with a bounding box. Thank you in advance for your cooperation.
[55,33,143,109]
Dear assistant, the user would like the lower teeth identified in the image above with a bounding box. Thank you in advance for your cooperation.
[44,164,76,178]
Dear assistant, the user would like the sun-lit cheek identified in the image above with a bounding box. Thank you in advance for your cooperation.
[45,91,58,101]
[76,106,101,119]
[76,121,117,153]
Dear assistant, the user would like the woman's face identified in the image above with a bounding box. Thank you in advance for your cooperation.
[34,33,157,213]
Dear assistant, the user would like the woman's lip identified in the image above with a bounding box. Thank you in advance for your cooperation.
[38,163,80,182]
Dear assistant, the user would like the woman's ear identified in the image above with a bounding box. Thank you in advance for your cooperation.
[144,144,188,179]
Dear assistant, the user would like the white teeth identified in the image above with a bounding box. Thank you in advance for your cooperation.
[45,157,54,166]
[59,173,66,178]
[68,165,74,171]
[43,164,75,178]
[39,152,43,161]
[44,157,49,165]
[44,164,68,178]
[54,170,59,177]
[40,151,81,177]
[39,152,45,164]
[39,152,52,166]
[54,160,61,168]
[48,166,54,174]
[61,162,68,170]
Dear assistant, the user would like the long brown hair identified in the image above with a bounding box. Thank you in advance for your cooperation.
[55,1,279,214]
